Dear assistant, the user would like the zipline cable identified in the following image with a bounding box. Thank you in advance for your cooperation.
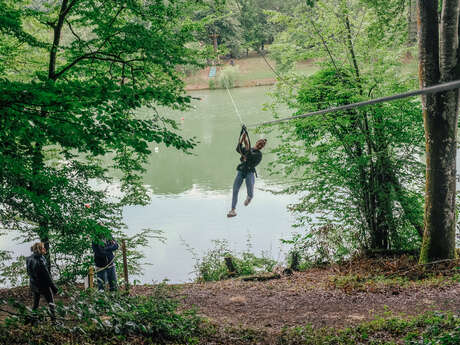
[247,79,460,128]
[224,78,244,124]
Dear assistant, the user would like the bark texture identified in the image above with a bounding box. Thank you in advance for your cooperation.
[417,0,459,262]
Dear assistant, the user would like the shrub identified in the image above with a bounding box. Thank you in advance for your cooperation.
[219,65,240,89]
[282,224,354,270]
[1,284,200,344]
[192,239,276,282]
[208,79,217,89]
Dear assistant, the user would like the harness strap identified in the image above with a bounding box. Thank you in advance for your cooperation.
[237,125,258,178]
[238,125,251,152]
[95,257,115,273]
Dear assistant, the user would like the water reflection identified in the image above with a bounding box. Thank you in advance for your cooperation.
[1,86,297,285]
[143,86,284,195]
[126,86,296,282]
[123,180,295,283]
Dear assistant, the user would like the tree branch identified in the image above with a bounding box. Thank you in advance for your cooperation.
[66,19,85,48]
[62,0,79,18]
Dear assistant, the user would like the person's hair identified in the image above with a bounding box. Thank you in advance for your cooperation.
[31,242,45,255]
[256,138,267,146]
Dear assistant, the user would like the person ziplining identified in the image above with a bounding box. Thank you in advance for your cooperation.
[227,125,267,218]
[218,57,460,219]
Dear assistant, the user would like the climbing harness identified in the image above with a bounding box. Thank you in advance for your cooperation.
[95,257,115,273]
[237,124,252,151]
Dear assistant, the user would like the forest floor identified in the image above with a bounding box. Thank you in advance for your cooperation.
[133,255,460,331]
[0,255,459,344]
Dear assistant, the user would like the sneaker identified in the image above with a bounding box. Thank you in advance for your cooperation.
[244,197,252,206]
[227,209,237,217]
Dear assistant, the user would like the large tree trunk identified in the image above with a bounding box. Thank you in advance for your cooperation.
[417,0,459,262]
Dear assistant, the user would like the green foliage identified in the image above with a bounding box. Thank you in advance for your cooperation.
[273,67,424,257]
[194,0,244,58]
[208,78,217,89]
[0,252,28,287]
[277,312,460,345]
[193,0,302,58]
[189,239,276,281]
[1,285,200,343]
[282,224,353,267]
[236,0,274,52]
[219,65,240,88]
[267,0,425,259]
[0,0,210,282]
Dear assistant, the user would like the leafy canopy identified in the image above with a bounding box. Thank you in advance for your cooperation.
[0,0,211,281]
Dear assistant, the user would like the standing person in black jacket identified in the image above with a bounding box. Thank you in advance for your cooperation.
[92,235,119,292]
[227,126,267,218]
[26,242,58,323]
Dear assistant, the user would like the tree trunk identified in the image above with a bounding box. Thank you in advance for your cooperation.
[390,173,424,238]
[417,0,459,262]
[344,13,393,249]
[372,151,394,250]
[31,143,52,271]
[408,0,418,44]
[33,0,70,271]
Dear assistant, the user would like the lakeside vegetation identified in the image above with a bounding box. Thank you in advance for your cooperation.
[1,0,459,344]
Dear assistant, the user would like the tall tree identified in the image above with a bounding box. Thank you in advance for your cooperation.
[417,0,459,262]
[236,0,275,53]
[267,0,425,257]
[195,0,243,57]
[0,0,206,277]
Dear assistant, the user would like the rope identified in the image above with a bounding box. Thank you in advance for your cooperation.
[247,79,460,128]
[257,50,301,91]
[95,257,115,273]
[223,78,244,124]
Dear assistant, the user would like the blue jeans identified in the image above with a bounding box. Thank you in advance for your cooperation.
[96,265,118,291]
[231,170,255,209]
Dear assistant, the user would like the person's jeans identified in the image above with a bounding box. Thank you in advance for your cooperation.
[231,170,255,209]
[32,287,55,321]
[96,265,118,291]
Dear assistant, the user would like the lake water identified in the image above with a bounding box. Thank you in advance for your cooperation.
[0,86,297,284]
[3,85,460,286]
[125,86,296,283]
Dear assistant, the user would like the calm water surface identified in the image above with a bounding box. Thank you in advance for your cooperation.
[0,86,297,284]
[128,86,296,283]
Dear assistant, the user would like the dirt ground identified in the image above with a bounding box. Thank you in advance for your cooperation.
[1,262,458,332]
[129,266,460,331]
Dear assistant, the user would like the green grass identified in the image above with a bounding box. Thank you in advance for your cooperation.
[328,273,460,293]
[277,312,460,345]
[199,311,460,345]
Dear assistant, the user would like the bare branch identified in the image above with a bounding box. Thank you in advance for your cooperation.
[65,19,84,47]
[62,0,80,18]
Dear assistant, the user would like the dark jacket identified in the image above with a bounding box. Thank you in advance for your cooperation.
[92,239,119,268]
[236,143,263,176]
[26,254,58,294]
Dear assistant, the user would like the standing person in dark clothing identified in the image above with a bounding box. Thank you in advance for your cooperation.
[227,126,267,217]
[92,235,119,291]
[26,242,58,323]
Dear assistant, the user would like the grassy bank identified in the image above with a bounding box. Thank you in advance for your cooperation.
[184,53,318,91]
